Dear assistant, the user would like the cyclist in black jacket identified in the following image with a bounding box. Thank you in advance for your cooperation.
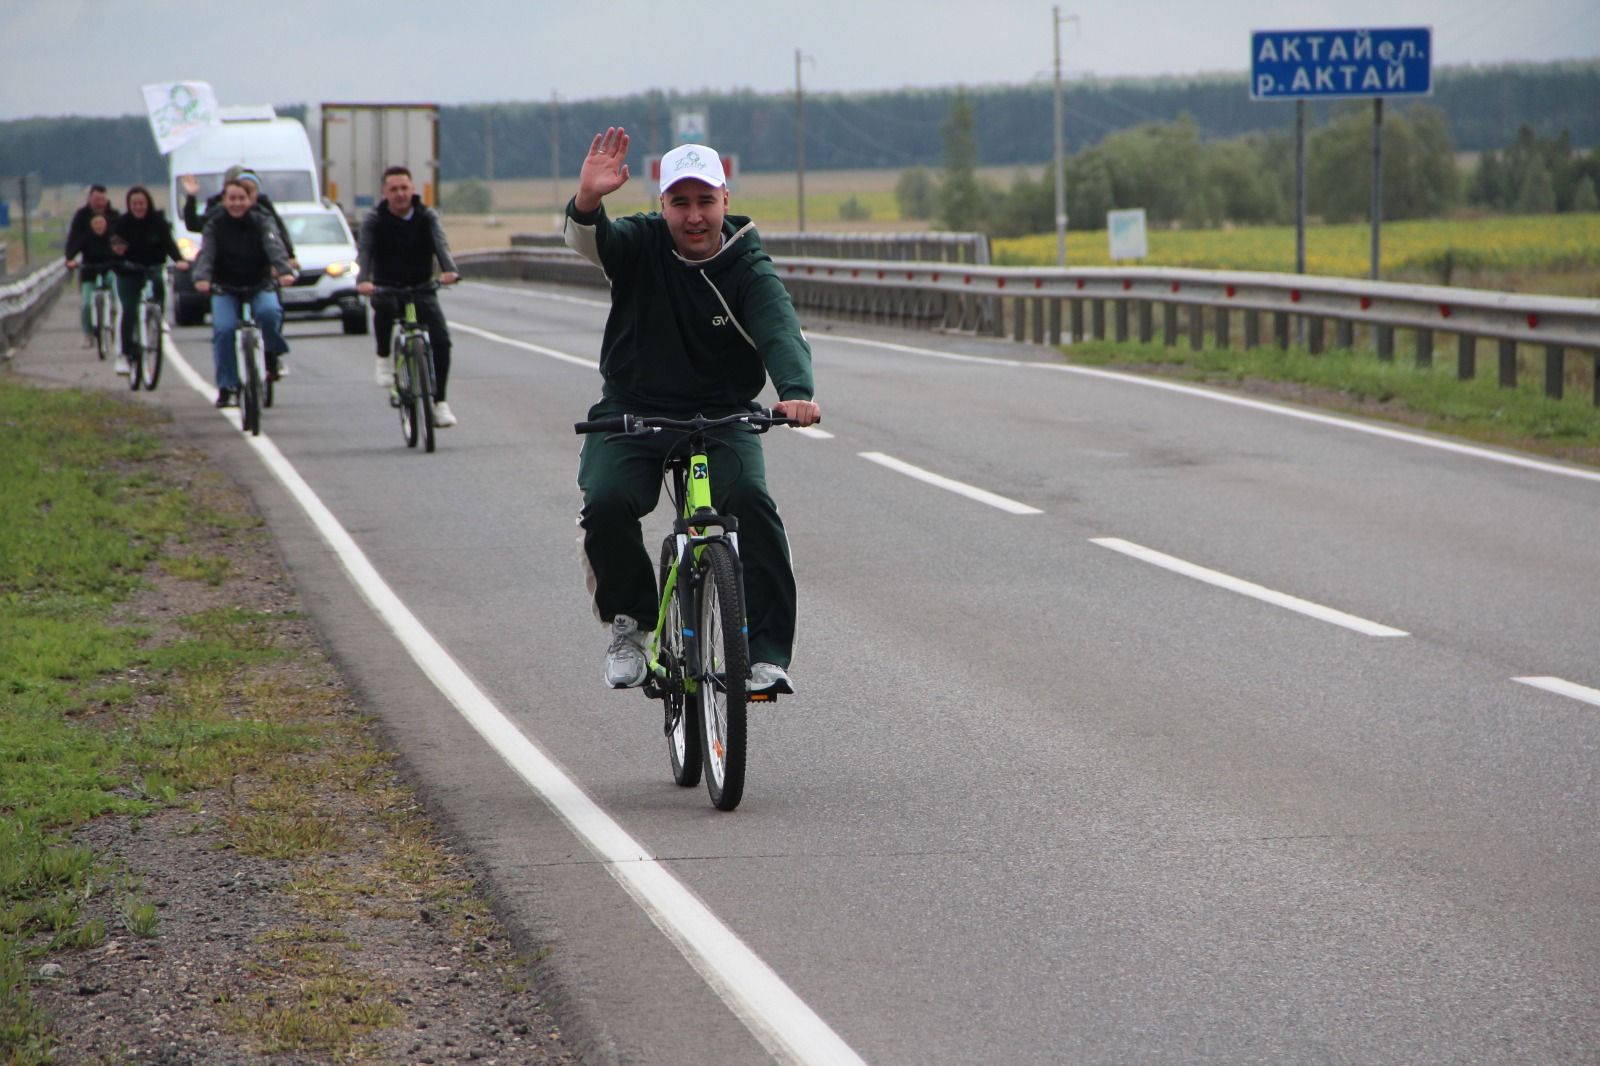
[108,186,188,374]
[357,165,461,427]
[179,168,296,262]
[65,207,118,348]
[193,178,296,408]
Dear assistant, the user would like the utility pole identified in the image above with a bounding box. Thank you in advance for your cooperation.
[484,108,495,222]
[1052,7,1078,266]
[551,92,561,217]
[19,175,30,270]
[795,49,808,233]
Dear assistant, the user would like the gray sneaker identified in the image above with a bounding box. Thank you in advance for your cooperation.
[604,615,648,688]
[748,662,794,695]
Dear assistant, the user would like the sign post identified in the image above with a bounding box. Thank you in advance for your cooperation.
[1250,27,1432,281]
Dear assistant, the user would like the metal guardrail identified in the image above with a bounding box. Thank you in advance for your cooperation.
[0,260,68,353]
[456,246,1600,405]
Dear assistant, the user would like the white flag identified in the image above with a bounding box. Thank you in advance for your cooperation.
[141,82,221,155]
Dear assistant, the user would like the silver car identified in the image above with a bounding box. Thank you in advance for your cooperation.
[277,205,368,334]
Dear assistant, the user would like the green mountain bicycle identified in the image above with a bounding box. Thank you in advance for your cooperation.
[574,410,795,812]
[376,282,442,453]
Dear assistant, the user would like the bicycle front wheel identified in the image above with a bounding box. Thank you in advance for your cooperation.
[697,540,748,811]
[140,303,163,389]
[415,340,436,454]
[240,330,261,436]
[659,537,702,788]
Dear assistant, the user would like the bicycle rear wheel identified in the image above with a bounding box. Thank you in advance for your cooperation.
[416,340,436,454]
[396,340,419,448]
[140,303,163,390]
[659,537,702,788]
[94,295,111,361]
[240,330,262,436]
[697,540,748,811]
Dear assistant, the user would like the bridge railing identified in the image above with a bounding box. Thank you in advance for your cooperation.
[455,246,1600,405]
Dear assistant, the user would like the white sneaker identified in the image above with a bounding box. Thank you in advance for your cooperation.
[374,356,394,387]
[604,615,649,689]
[432,401,458,428]
[113,355,130,375]
[749,662,794,694]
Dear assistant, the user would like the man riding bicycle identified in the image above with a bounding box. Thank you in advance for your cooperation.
[565,126,821,694]
[64,184,120,348]
[192,178,296,408]
[357,165,461,428]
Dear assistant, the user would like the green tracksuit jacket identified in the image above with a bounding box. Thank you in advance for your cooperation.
[564,200,813,667]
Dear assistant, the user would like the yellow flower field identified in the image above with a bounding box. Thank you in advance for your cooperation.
[993,214,1600,287]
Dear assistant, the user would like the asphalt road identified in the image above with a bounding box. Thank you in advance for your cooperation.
[31,280,1599,1065]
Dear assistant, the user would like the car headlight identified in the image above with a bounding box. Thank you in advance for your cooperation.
[178,237,200,262]
[324,260,356,278]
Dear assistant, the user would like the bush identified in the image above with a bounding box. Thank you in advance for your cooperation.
[838,196,871,221]
[441,179,492,214]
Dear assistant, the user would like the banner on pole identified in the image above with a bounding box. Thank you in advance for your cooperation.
[141,82,221,154]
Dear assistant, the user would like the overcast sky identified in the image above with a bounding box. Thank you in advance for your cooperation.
[5,0,1597,122]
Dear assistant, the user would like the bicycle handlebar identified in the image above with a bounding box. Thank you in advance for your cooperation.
[574,410,801,436]
[369,281,443,297]
[208,282,274,297]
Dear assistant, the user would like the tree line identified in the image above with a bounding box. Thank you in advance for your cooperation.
[3,63,1596,193]
[913,90,1600,236]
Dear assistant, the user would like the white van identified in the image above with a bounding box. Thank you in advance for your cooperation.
[167,105,321,326]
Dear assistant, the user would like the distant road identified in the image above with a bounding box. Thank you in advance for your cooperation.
[134,279,1599,1064]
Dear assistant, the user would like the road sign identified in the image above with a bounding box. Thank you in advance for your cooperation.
[1107,209,1147,261]
[672,109,708,144]
[1250,27,1432,100]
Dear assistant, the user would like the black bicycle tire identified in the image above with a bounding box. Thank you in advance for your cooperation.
[241,330,261,435]
[697,541,748,811]
[127,333,141,391]
[416,338,436,454]
[397,336,419,447]
[660,537,703,788]
[94,294,110,360]
[141,303,163,390]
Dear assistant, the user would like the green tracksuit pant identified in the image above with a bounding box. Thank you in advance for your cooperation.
[577,418,797,669]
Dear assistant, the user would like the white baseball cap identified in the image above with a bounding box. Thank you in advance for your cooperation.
[659,144,727,194]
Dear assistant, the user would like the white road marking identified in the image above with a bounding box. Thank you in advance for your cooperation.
[461,279,611,309]
[1090,536,1410,637]
[451,320,598,368]
[858,451,1042,514]
[822,334,1600,485]
[792,426,834,439]
[1513,676,1600,708]
[160,333,867,1066]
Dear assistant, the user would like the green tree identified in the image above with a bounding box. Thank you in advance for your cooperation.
[838,196,871,221]
[1308,104,1460,223]
[1066,150,1113,231]
[989,168,1051,238]
[894,167,936,220]
[938,89,986,232]
[1515,155,1557,213]
[1572,176,1599,212]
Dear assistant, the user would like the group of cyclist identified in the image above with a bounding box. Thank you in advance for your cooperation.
[65,126,820,695]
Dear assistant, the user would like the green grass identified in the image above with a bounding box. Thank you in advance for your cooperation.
[0,379,336,1063]
[1063,337,1600,461]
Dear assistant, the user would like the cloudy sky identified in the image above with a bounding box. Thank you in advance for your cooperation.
[4,0,1596,121]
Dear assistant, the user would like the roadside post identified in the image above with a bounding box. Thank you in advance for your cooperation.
[1250,27,1433,284]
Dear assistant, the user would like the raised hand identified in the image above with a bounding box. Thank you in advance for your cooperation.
[575,127,631,212]
[180,173,200,196]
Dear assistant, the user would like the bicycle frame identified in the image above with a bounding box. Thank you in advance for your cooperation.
[651,437,748,691]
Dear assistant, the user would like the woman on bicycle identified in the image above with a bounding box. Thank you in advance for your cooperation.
[193,178,296,408]
[108,185,188,374]
[68,213,118,352]
[566,128,820,695]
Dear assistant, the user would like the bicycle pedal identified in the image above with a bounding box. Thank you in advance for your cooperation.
[748,690,777,703]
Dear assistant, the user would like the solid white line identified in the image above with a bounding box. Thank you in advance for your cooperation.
[160,333,867,1066]
[451,320,598,368]
[1513,676,1600,708]
[793,426,834,439]
[460,279,611,309]
[859,451,1042,514]
[1090,536,1410,637]
[822,333,1600,485]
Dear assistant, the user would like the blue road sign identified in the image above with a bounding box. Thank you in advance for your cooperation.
[1251,27,1432,100]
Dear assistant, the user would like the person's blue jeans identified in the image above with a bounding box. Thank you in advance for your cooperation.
[210,289,286,391]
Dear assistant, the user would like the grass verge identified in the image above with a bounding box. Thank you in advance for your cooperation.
[1062,338,1600,466]
[0,376,547,1063]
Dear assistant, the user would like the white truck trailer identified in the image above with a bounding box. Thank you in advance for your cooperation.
[318,103,440,223]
